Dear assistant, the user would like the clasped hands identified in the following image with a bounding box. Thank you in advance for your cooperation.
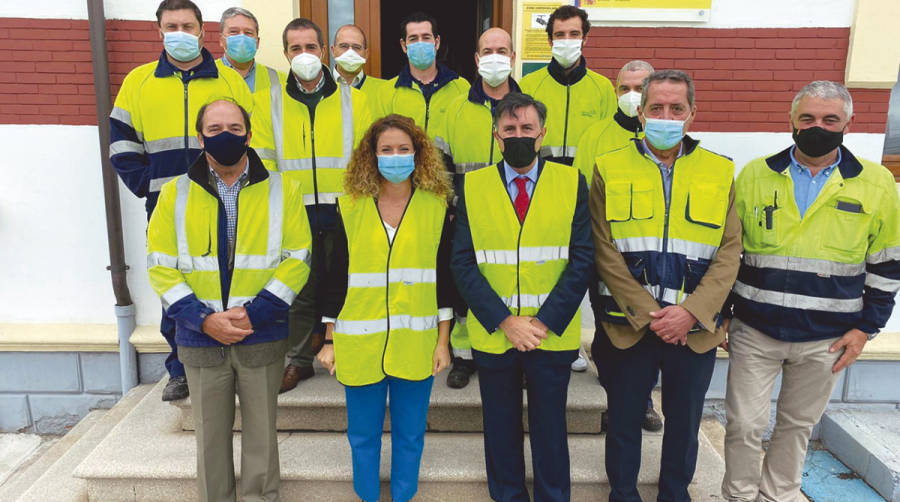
[201,306,253,345]
[649,305,697,345]
[501,315,549,351]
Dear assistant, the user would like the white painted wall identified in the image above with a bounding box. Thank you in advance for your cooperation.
[0,0,236,21]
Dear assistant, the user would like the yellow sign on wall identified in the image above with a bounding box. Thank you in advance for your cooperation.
[521,2,567,61]
[577,0,710,7]
[576,0,712,22]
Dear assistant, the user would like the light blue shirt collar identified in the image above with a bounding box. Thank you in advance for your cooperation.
[788,145,841,176]
[503,159,539,202]
[221,56,256,90]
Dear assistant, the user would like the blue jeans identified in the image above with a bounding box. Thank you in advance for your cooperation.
[344,376,434,502]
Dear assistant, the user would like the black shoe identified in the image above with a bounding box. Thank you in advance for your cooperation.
[162,375,189,401]
[642,405,663,432]
[446,360,476,389]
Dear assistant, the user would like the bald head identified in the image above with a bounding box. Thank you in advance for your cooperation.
[477,27,513,55]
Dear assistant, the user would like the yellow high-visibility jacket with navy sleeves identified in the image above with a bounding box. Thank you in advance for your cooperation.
[147,148,312,347]
[592,137,742,353]
[250,67,372,234]
[573,110,642,183]
[519,57,616,166]
[379,63,469,142]
[332,190,448,386]
[451,160,594,355]
[110,49,253,216]
[729,145,900,342]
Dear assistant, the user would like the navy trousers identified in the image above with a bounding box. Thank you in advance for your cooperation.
[473,348,578,502]
[160,306,185,378]
[591,331,715,502]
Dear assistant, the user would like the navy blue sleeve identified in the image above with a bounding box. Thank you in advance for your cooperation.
[436,210,456,310]
[450,188,512,333]
[535,173,594,335]
[245,289,291,329]
[859,257,900,334]
[166,294,214,334]
[109,116,151,199]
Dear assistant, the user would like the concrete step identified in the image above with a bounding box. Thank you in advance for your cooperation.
[75,379,723,502]
[820,405,900,502]
[174,368,608,434]
[8,383,152,502]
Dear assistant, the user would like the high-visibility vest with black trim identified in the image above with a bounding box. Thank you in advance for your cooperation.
[438,94,501,179]
[573,116,641,184]
[595,140,734,323]
[380,77,470,140]
[733,146,900,341]
[519,67,616,165]
[464,162,582,354]
[333,190,446,386]
[250,73,372,207]
[147,171,311,313]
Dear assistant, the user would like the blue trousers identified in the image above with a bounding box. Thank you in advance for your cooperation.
[344,376,434,502]
[592,331,715,502]
[160,306,185,378]
[473,348,578,502]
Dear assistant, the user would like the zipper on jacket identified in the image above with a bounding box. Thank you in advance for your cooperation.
[374,192,414,377]
[657,158,675,305]
[488,130,495,165]
[183,80,190,166]
[307,106,321,234]
[561,84,571,159]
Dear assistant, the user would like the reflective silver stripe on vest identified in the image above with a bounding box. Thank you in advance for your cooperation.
[302,192,341,206]
[433,135,451,155]
[147,252,178,269]
[233,255,272,270]
[174,176,193,273]
[660,287,688,305]
[668,238,718,261]
[867,245,900,265]
[110,140,144,157]
[256,148,276,160]
[225,296,254,309]
[110,106,133,127]
[475,246,569,265]
[743,253,866,277]
[201,299,224,312]
[455,161,489,174]
[540,145,577,159]
[339,83,354,164]
[335,314,439,335]
[150,175,179,193]
[145,136,200,154]
[732,280,864,313]
[865,272,900,293]
[501,293,549,309]
[188,256,219,271]
[282,248,311,264]
[348,268,437,288]
[268,67,285,164]
[266,172,284,268]
[263,277,297,305]
[161,282,193,310]
[613,236,662,254]
[278,157,354,171]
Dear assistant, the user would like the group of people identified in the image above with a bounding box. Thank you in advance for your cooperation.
[110,1,900,502]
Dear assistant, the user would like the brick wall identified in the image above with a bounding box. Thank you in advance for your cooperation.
[0,18,222,126]
[0,18,891,132]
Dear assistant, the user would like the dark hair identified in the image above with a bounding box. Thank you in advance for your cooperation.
[155,0,202,26]
[334,24,368,49]
[641,69,695,109]
[545,5,589,40]
[400,11,438,40]
[195,99,251,134]
[282,18,324,51]
[493,92,547,129]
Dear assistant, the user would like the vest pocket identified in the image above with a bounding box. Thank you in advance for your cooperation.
[606,182,654,221]
[822,200,870,260]
[686,186,728,229]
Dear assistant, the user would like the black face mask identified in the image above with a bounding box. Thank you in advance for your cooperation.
[792,126,844,158]
[500,136,538,168]
[203,131,248,166]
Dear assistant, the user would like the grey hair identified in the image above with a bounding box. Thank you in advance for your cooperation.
[641,69,695,109]
[220,7,258,34]
[618,60,654,87]
[493,92,547,129]
[790,80,853,120]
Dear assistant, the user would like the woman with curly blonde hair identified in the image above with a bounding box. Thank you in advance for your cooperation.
[316,114,453,502]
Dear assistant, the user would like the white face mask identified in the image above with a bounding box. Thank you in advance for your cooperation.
[335,48,366,73]
[617,91,642,118]
[551,39,582,68]
[291,52,322,82]
[478,53,512,88]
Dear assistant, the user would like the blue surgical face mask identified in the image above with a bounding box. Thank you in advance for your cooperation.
[377,154,416,183]
[163,30,201,62]
[406,41,436,70]
[643,118,685,150]
[225,34,257,63]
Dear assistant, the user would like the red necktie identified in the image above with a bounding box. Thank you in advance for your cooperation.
[514,176,530,223]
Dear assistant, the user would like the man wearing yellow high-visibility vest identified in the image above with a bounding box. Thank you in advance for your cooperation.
[452,92,593,501]
[250,18,372,393]
[722,81,900,502]
[330,24,390,114]
[590,70,742,501]
[217,7,282,118]
[147,99,312,502]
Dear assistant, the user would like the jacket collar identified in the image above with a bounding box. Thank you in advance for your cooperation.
[395,62,459,90]
[634,134,700,157]
[547,56,586,85]
[614,108,642,134]
[154,48,219,80]
[496,157,545,185]
[467,76,521,106]
[764,144,862,179]
[285,65,338,103]
[188,146,270,198]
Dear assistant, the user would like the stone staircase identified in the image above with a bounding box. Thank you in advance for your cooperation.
[68,367,725,501]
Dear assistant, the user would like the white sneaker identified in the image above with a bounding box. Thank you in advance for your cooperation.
[571,353,588,372]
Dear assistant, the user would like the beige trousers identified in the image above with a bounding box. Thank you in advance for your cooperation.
[184,346,283,502]
[721,318,842,502]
